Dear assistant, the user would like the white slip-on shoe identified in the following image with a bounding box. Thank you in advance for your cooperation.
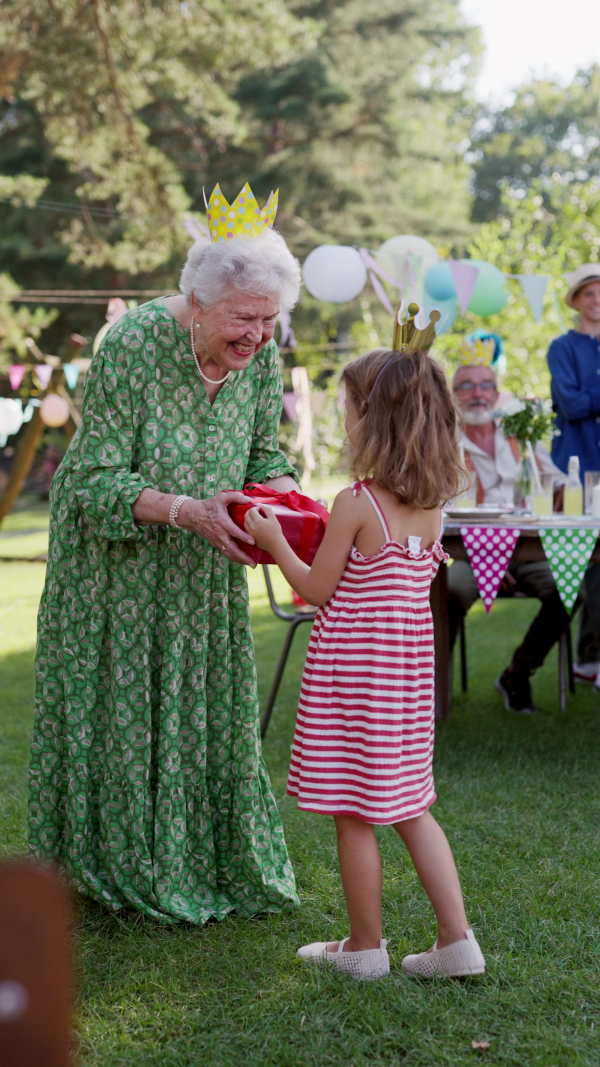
[297,937,390,980]
[401,929,485,978]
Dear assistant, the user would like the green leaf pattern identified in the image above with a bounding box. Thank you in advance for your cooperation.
[28,300,299,924]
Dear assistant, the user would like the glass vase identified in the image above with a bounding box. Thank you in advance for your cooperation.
[514,454,532,512]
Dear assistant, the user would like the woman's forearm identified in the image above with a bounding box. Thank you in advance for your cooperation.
[131,487,256,566]
[132,488,193,526]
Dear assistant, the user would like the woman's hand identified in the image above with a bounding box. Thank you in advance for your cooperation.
[178,491,257,566]
[244,505,285,555]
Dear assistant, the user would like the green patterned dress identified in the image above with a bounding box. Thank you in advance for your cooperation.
[28,299,299,923]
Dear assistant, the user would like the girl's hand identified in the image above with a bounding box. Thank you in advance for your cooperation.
[178,491,257,567]
[244,505,285,553]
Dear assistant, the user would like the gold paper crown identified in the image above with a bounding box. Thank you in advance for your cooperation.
[392,301,440,352]
[205,182,279,242]
[458,336,495,366]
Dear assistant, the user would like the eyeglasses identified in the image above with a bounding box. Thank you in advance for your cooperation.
[454,381,497,393]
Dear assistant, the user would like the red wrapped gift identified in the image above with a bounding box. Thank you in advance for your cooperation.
[228,483,329,565]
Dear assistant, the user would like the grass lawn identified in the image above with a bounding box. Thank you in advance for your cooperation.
[0,493,51,560]
[1,505,600,1066]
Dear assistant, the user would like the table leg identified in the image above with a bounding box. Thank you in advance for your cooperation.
[431,562,451,720]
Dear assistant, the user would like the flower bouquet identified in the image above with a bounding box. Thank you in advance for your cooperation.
[496,398,555,509]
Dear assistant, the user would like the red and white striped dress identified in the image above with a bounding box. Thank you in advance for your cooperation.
[287,482,448,824]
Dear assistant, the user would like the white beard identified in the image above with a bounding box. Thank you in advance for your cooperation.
[463,408,494,427]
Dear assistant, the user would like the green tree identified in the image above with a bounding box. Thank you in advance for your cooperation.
[0,0,310,274]
[469,65,600,223]
[214,0,481,252]
[434,178,600,398]
[0,0,482,358]
[0,273,57,373]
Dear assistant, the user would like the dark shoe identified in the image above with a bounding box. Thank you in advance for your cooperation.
[494,670,535,715]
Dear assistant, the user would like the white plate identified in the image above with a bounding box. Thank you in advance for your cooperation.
[444,507,512,521]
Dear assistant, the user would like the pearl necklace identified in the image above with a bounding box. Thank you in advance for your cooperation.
[189,320,231,385]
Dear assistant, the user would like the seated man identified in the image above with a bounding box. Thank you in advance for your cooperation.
[449,345,568,714]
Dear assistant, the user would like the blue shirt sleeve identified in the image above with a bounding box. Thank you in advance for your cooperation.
[548,336,600,420]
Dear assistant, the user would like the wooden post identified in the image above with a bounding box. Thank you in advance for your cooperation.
[0,407,46,525]
[0,368,78,526]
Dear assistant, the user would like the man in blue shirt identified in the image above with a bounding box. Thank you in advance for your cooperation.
[548,264,600,477]
[547,264,600,684]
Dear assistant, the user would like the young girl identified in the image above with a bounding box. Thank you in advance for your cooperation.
[245,347,485,981]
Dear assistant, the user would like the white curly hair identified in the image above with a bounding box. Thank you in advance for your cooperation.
[179,229,301,311]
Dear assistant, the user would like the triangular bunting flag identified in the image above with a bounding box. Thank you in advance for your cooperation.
[516,274,549,322]
[368,269,394,315]
[282,392,300,421]
[63,363,80,389]
[539,527,599,611]
[8,365,26,390]
[450,261,479,315]
[460,525,521,613]
[35,364,53,389]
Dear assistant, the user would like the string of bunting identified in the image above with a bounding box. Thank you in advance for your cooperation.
[459,526,521,613]
[457,524,599,614]
[6,362,80,392]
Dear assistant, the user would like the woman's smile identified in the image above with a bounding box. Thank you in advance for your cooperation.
[193,292,280,374]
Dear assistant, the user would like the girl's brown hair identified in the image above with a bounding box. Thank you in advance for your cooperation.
[341,347,468,509]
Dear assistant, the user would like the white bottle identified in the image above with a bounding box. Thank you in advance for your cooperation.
[563,455,583,516]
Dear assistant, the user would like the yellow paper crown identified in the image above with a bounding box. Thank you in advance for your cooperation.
[458,336,495,366]
[205,182,279,242]
[392,301,440,352]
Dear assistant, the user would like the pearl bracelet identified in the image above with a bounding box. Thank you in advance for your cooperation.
[169,494,192,529]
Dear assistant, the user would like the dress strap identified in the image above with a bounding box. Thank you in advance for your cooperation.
[357,482,392,542]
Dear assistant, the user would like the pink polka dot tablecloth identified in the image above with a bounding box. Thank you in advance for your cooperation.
[460,525,521,613]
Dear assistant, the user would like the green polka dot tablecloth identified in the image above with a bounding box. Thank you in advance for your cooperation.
[539,526,600,611]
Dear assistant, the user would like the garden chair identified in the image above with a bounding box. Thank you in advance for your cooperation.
[260,564,317,738]
[456,596,577,712]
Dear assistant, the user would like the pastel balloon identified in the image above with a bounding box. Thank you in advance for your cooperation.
[422,291,457,335]
[0,398,24,438]
[376,235,439,292]
[40,393,70,428]
[465,260,508,316]
[424,262,456,302]
[303,245,367,303]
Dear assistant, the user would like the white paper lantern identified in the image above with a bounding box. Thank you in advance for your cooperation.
[0,398,24,438]
[40,393,70,428]
[303,245,367,303]
[376,235,439,293]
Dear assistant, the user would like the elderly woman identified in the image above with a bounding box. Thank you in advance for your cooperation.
[29,222,302,923]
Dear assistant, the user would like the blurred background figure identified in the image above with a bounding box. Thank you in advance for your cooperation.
[547,265,600,687]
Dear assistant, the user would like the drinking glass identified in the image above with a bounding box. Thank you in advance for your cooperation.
[531,474,554,517]
[584,471,600,515]
[455,475,477,509]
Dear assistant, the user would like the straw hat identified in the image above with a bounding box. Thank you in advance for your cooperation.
[565,264,600,308]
